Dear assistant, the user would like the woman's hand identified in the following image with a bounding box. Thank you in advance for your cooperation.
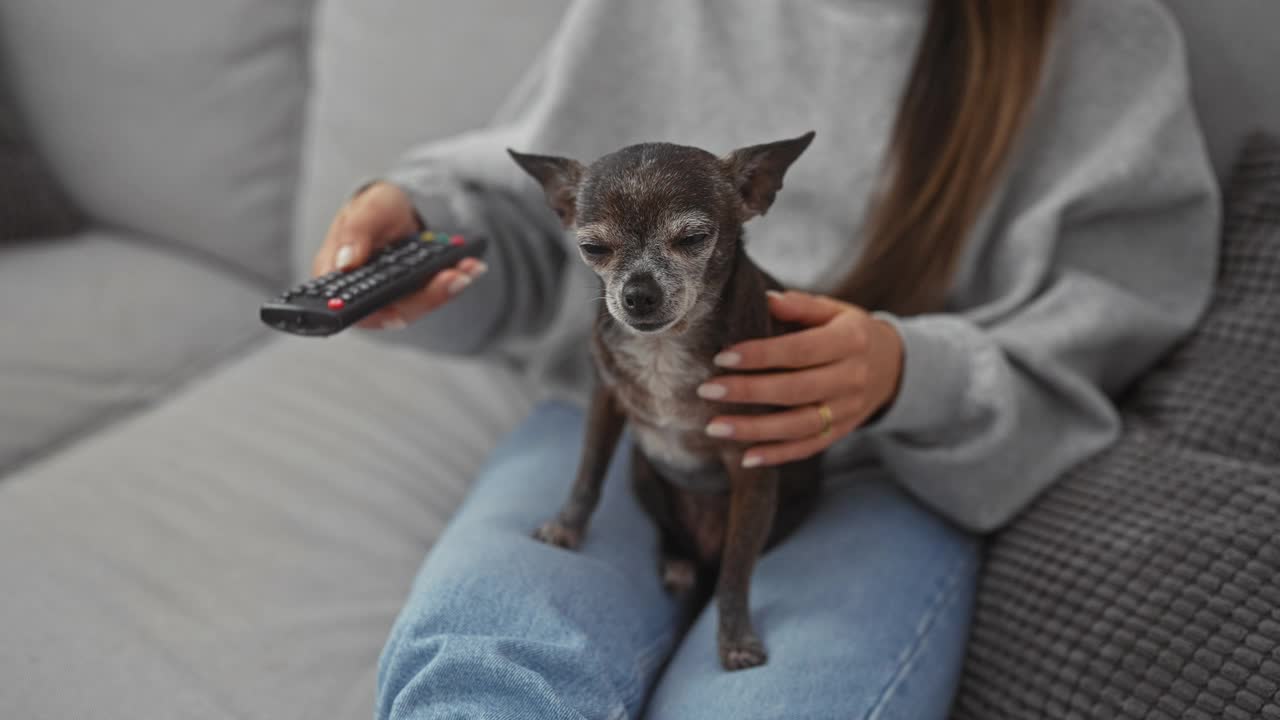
[311,181,488,330]
[699,290,904,468]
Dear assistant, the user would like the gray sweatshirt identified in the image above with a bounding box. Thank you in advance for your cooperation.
[375,0,1220,532]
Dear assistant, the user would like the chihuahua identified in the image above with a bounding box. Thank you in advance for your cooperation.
[509,131,821,671]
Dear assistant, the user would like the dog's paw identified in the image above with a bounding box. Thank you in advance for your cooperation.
[660,557,698,596]
[719,632,767,671]
[532,520,582,550]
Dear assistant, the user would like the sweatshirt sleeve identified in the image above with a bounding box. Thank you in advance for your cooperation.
[860,0,1221,532]
[362,19,579,360]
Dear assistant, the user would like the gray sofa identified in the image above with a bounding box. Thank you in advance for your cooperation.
[0,1,1276,718]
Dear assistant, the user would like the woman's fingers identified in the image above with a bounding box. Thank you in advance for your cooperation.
[715,314,867,370]
[740,417,861,468]
[389,270,474,320]
[354,259,489,329]
[698,359,868,407]
[353,270,463,329]
[456,257,487,276]
[705,393,866,442]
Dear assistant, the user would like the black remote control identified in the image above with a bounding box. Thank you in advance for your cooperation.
[260,230,487,337]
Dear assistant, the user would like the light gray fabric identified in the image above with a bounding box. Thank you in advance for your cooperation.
[287,0,1278,274]
[0,231,265,474]
[367,0,1220,532]
[1163,0,1280,180]
[0,0,313,284]
[0,335,535,720]
[291,0,571,278]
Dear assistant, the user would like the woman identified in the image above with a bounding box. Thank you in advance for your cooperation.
[313,0,1219,716]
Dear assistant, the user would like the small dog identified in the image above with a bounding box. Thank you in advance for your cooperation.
[509,132,822,671]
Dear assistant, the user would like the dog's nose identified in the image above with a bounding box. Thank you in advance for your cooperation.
[622,275,662,318]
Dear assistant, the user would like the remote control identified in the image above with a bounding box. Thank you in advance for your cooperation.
[260,231,487,337]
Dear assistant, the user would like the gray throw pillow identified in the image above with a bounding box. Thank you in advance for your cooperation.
[952,133,1280,720]
[0,78,83,241]
[1125,133,1280,465]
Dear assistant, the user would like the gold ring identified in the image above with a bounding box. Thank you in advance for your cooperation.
[817,403,834,438]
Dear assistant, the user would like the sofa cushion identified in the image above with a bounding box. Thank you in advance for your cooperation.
[0,231,266,474]
[0,75,81,241]
[954,434,1280,720]
[0,334,534,720]
[0,0,313,284]
[292,0,570,277]
[1126,133,1280,465]
[953,134,1280,719]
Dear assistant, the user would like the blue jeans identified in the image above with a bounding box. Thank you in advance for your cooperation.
[377,402,979,719]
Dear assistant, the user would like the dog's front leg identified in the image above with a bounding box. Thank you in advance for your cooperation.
[715,448,779,670]
[532,384,624,550]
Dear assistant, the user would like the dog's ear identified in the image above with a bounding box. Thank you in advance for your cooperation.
[722,131,815,220]
[508,149,585,227]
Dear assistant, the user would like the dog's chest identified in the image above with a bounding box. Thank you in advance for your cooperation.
[603,334,720,475]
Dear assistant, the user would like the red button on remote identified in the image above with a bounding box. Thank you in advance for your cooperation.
[450,235,465,246]
[327,298,345,310]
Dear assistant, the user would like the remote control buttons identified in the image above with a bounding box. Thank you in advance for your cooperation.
[327,298,345,310]
[420,231,435,242]
[450,235,465,246]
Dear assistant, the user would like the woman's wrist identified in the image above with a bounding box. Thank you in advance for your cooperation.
[866,317,905,421]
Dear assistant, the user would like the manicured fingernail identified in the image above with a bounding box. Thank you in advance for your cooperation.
[742,455,764,468]
[467,261,489,278]
[447,275,472,295]
[705,422,734,438]
[766,290,784,300]
[697,383,727,400]
[382,316,408,330]
[335,245,355,270]
[713,352,740,368]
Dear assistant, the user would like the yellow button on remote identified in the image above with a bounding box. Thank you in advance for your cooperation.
[420,231,436,242]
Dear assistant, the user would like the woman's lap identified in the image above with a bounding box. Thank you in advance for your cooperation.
[376,402,683,720]
[377,402,979,720]
[645,459,979,720]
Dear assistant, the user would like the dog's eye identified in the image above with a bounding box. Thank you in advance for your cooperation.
[676,233,710,249]
[579,243,612,257]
